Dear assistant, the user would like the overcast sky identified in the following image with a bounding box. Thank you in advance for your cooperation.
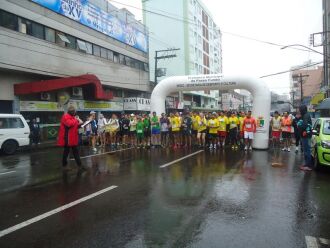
[110,0,323,95]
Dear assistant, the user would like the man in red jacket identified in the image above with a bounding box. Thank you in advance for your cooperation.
[58,106,84,171]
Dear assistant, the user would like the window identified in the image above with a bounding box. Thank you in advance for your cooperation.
[93,44,101,56]
[56,32,69,47]
[0,118,24,129]
[125,56,132,66]
[322,121,330,135]
[144,63,149,72]
[18,18,31,34]
[77,39,87,52]
[119,54,125,65]
[45,27,55,43]
[0,10,18,31]
[66,35,76,49]
[31,22,44,39]
[107,50,113,61]
[86,42,93,54]
[100,47,107,58]
[113,52,119,63]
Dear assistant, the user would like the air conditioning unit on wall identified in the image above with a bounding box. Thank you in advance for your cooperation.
[72,87,83,97]
[40,92,51,101]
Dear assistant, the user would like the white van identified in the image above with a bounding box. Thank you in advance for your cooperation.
[0,114,30,155]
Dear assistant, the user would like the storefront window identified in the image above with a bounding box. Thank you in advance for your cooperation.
[0,10,18,31]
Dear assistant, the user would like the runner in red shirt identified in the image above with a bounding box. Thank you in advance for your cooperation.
[243,111,257,151]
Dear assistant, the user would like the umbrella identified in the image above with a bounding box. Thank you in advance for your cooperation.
[316,98,330,110]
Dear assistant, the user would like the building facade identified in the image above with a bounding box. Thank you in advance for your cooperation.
[290,63,323,109]
[323,0,330,94]
[0,0,150,119]
[143,0,223,111]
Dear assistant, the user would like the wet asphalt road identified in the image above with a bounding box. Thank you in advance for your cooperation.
[0,146,330,248]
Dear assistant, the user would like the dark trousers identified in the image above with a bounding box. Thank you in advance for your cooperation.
[301,138,312,168]
[62,146,81,167]
[294,132,300,146]
[229,128,238,145]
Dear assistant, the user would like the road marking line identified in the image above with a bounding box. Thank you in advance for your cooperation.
[305,236,319,248]
[319,238,330,245]
[0,185,118,238]
[159,150,204,168]
[0,171,16,176]
[71,147,133,160]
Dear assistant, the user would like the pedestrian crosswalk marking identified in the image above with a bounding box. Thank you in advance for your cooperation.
[0,185,118,238]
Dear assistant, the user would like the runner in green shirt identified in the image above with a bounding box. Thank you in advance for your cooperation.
[151,112,161,147]
[136,116,145,148]
[143,114,151,147]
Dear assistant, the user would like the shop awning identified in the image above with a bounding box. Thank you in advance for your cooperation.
[316,98,330,110]
[14,74,112,100]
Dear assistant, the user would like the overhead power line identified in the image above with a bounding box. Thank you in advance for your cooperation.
[109,0,316,53]
[260,61,323,78]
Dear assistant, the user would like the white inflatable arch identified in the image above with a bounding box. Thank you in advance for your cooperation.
[150,74,271,149]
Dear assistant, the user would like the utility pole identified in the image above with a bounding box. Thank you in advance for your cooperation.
[154,48,180,84]
[290,90,295,109]
[297,73,309,104]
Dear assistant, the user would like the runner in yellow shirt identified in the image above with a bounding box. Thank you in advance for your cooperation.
[191,112,199,146]
[228,112,240,150]
[238,111,246,147]
[208,113,220,149]
[170,112,181,149]
[217,111,229,148]
[197,112,207,147]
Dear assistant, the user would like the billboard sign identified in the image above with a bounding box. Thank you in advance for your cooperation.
[32,0,148,53]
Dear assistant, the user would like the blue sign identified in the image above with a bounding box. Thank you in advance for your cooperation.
[32,0,148,53]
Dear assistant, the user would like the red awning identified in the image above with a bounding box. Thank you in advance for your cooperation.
[14,74,112,100]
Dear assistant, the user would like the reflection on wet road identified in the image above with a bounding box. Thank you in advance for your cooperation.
[0,147,330,248]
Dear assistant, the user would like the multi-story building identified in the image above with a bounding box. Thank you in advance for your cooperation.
[0,0,150,130]
[290,62,323,108]
[323,0,330,94]
[143,0,223,111]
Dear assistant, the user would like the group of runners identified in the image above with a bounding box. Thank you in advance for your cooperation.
[83,110,257,151]
[270,110,304,153]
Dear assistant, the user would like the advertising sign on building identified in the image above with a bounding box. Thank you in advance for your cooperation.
[32,0,148,53]
[20,100,123,112]
[20,101,62,112]
[123,98,150,111]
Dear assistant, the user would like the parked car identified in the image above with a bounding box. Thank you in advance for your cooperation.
[0,114,30,155]
[311,118,330,169]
